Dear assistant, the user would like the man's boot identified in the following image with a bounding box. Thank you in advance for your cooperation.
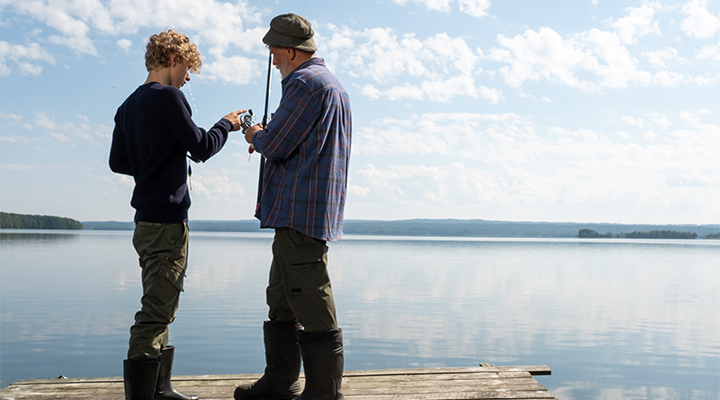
[123,359,160,400]
[234,320,303,399]
[296,329,344,400]
[155,346,198,400]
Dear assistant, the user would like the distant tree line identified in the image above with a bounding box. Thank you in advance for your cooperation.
[578,229,613,238]
[579,229,699,239]
[81,219,720,238]
[617,230,697,239]
[0,212,83,230]
[705,232,720,239]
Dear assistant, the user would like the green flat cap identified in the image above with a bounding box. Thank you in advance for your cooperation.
[262,13,317,52]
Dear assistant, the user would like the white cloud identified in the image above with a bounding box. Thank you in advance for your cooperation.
[8,112,111,148]
[393,0,490,18]
[0,41,56,77]
[582,29,652,88]
[622,116,644,128]
[360,84,382,99]
[681,0,720,39]
[191,174,247,201]
[35,112,57,130]
[200,55,261,85]
[17,62,44,76]
[1,0,264,80]
[652,70,685,86]
[650,115,672,129]
[457,0,491,18]
[693,74,720,85]
[478,86,504,104]
[489,27,652,91]
[6,0,98,55]
[490,28,589,89]
[696,43,720,60]
[611,3,662,45]
[49,132,72,142]
[642,47,679,68]
[384,83,426,101]
[324,26,500,103]
[117,39,132,50]
[421,75,477,102]
[353,111,719,214]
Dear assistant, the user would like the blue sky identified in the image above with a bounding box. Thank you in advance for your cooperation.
[1,0,718,224]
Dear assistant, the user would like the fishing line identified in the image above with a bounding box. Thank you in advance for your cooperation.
[184,83,200,116]
[184,83,200,191]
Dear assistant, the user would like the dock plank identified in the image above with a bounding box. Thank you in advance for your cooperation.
[0,366,555,400]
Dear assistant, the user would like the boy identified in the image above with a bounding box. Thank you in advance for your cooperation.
[109,29,244,400]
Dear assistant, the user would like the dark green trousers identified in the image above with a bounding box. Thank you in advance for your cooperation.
[127,221,189,360]
[267,227,338,333]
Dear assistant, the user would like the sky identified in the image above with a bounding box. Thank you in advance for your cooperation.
[0,0,718,225]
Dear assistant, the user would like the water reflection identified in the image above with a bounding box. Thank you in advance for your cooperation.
[1,231,718,400]
[0,230,81,247]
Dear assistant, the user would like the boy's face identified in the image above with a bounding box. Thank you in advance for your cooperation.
[169,58,191,89]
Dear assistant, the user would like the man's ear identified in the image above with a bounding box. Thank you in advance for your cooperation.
[169,53,177,67]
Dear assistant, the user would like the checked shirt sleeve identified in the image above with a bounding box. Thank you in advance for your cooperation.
[252,79,317,161]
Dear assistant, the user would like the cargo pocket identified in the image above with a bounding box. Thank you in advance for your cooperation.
[287,252,330,296]
[160,256,186,293]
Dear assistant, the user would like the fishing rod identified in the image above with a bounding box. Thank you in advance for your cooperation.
[255,51,273,215]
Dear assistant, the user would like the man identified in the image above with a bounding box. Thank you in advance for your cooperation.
[235,13,352,400]
[109,29,245,400]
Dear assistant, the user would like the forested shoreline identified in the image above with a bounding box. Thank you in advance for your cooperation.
[82,219,720,239]
[3,213,719,238]
[0,212,83,230]
[578,228,703,239]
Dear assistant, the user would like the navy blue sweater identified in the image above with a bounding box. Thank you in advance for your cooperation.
[109,82,231,223]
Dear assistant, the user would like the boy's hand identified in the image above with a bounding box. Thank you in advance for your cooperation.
[223,110,247,131]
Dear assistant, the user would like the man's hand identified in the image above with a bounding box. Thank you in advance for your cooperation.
[244,124,263,144]
[222,109,248,132]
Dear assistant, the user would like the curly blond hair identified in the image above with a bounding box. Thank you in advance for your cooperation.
[145,29,202,73]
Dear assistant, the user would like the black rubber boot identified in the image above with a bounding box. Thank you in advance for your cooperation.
[234,320,303,400]
[124,359,160,400]
[296,329,344,400]
[155,346,199,400]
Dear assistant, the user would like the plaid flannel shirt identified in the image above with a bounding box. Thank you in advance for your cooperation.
[252,58,352,242]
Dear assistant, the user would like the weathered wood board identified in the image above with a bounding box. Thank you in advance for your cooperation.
[0,365,555,400]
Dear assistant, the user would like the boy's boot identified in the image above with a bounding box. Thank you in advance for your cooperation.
[296,329,344,400]
[123,359,160,400]
[155,346,199,400]
[234,320,303,399]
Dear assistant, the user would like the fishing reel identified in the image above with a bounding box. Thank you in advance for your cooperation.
[240,109,255,132]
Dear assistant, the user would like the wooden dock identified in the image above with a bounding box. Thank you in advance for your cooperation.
[0,365,555,400]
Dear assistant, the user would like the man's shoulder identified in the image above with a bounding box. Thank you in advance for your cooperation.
[292,59,345,93]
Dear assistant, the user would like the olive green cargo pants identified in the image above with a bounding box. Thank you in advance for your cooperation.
[127,221,189,361]
[267,227,339,333]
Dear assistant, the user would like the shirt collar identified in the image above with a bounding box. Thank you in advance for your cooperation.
[281,57,325,84]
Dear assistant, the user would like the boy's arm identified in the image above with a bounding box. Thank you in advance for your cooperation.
[109,123,133,176]
[164,88,233,162]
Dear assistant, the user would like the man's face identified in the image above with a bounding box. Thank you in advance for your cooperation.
[269,45,294,79]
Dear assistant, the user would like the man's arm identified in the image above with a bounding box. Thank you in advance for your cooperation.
[249,81,317,161]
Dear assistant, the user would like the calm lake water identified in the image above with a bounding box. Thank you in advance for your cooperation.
[1,230,718,399]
